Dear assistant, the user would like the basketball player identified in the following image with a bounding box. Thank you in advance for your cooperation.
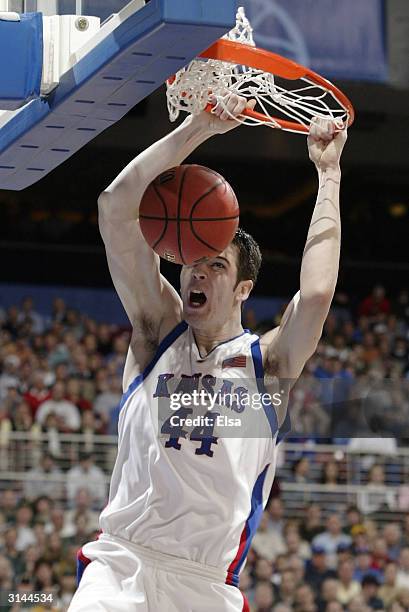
[69,94,347,611]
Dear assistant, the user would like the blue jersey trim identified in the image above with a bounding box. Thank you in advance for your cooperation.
[119,320,188,412]
[250,339,279,437]
[232,464,269,582]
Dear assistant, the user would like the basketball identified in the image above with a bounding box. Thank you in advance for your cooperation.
[139,165,239,265]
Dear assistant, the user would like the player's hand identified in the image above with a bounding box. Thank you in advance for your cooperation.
[192,92,256,135]
[307,117,347,172]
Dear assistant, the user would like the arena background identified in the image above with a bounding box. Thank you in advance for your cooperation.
[0,0,409,610]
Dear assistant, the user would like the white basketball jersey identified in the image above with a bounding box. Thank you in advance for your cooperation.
[100,321,280,586]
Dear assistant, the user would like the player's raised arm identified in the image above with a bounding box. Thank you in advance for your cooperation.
[261,118,348,380]
[97,94,253,381]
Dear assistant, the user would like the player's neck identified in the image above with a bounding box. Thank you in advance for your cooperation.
[192,321,244,357]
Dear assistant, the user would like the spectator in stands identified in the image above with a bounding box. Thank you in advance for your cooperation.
[65,377,92,413]
[96,323,114,356]
[360,574,384,610]
[1,306,20,339]
[294,583,317,612]
[33,496,53,528]
[395,587,409,612]
[335,542,352,565]
[283,524,311,560]
[93,375,122,431]
[383,523,403,562]
[79,409,103,438]
[2,526,25,577]
[290,457,311,485]
[305,545,337,595]
[357,463,396,515]
[24,370,50,417]
[336,559,361,606]
[0,387,18,428]
[32,558,59,592]
[312,514,352,569]
[62,488,100,538]
[36,381,81,432]
[33,522,48,554]
[396,547,409,589]
[275,570,297,608]
[254,580,275,611]
[59,571,77,610]
[300,504,324,543]
[42,532,64,565]
[17,297,45,335]
[252,511,285,562]
[272,605,292,612]
[320,460,342,485]
[0,354,20,400]
[254,558,274,586]
[371,536,389,573]
[45,506,65,537]
[317,578,339,612]
[344,505,364,537]
[0,489,18,523]
[62,513,91,549]
[378,561,399,608]
[353,548,382,584]
[23,453,63,501]
[325,603,343,612]
[66,452,106,509]
[21,544,40,581]
[12,400,33,432]
[359,285,391,318]
[267,498,285,540]
[402,515,409,548]
[14,502,36,552]
[0,554,14,595]
[71,350,92,381]
[51,298,68,325]
[347,594,372,612]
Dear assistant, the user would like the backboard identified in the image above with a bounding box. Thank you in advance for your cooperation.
[0,0,238,191]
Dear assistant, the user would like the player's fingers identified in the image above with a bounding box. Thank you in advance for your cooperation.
[219,95,237,120]
[246,99,257,111]
[209,93,226,117]
[232,96,248,117]
[220,93,246,120]
[310,117,334,141]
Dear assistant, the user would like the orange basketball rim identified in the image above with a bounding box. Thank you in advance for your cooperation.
[199,39,355,134]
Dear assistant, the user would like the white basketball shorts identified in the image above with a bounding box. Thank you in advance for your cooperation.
[68,533,249,611]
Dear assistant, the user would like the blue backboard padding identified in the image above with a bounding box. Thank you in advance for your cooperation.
[0,0,238,191]
[0,13,43,110]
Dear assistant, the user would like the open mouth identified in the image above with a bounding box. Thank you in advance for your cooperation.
[188,290,207,308]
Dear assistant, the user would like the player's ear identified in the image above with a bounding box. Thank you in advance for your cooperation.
[235,280,253,303]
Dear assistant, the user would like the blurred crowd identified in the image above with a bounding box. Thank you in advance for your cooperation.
[241,499,409,612]
[0,285,408,610]
[250,285,409,443]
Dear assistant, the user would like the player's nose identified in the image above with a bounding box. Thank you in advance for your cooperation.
[191,264,207,280]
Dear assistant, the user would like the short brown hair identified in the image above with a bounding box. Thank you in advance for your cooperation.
[232,227,262,285]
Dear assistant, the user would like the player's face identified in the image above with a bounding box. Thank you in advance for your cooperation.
[180,245,252,328]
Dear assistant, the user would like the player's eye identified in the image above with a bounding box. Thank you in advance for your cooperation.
[211,262,225,269]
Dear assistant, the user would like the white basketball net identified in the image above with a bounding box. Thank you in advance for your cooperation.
[166,7,349,133]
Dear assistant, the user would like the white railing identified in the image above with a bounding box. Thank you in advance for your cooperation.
[0,434,408,523]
